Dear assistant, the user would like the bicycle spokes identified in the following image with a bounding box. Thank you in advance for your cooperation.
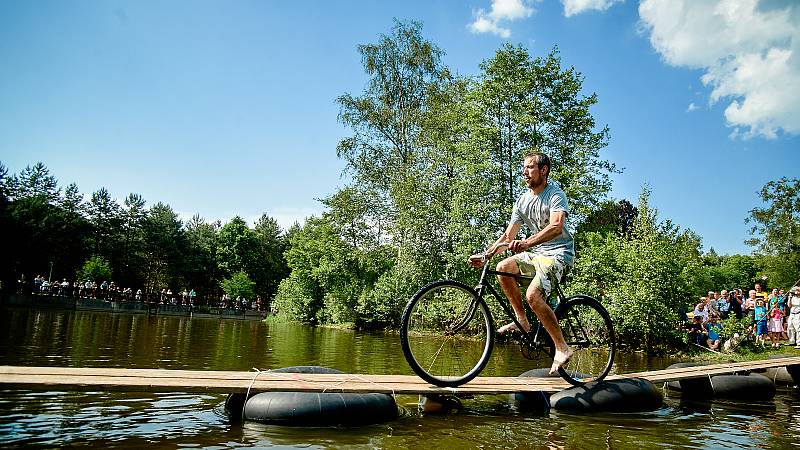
[556,295,615,386]
[401,281,494,387]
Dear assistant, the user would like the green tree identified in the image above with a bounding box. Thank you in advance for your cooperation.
[570,187,705,351]
[8,162,60,203]
[141,202,187,292]
[217,216,260,278]
[86,187,123,263]
[220,270,256,301]
[467,45,619,223]
[253,214,288,300]
[746,177,800,288]
[576,199,637,239]
[336,19,448,255]
[185,215,221,303]
[273,216,394,326]
[60,183,84,215]
[746,177,800,254]
[0,162,9,201]
[77,255,112,282]
[118,193,148,287]
[2,163,90,286]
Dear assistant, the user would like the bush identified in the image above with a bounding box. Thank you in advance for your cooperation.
[719,315,750,341]
[570,188,705,352]
[77,256,112,283]
[273,271,321,323]
[220,271,256,301]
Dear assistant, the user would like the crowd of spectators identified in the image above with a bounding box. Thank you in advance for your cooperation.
[18,274,267,312]
[687,282,800,351]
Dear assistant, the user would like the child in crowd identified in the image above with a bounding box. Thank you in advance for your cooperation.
[706,314,722,351]
[768,302,785,348]
[754,298,768,346]
[745,290,757,336]
[688,315,707,346]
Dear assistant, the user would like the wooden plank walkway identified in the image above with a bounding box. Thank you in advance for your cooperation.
[1,357,798,395]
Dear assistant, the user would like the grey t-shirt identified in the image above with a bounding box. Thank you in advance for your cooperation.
[509,182,575,265]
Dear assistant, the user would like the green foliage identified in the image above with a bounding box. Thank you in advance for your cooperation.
[184,215,221,299]
[140,202,186,292]
[467,45,619,224]
[305,24,621,331]
[0,161,289,303]
[273,271,321,323]
[746,177,800,254]
[8,162,60,203]
[575,199,637,241]
[570,187,705,351]
[719,315,750,341]
[220,271,256,301]
[77,256,112,282]
[746,177,800,289]
[700,254,758,293]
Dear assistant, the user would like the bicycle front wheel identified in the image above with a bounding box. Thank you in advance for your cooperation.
[400,280,494,387]
[556,295,616,386]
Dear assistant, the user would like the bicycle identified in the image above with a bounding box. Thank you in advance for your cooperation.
[400,243,616,387]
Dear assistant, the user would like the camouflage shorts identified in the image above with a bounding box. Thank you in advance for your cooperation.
[511,253,568,298]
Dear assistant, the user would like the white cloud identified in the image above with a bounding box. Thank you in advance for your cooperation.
[639,0,800,139]
[469,0,536,38]
[562,0,623,17]
[686,102,699,112]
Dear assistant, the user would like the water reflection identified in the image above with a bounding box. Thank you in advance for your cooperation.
[0,307,799,449]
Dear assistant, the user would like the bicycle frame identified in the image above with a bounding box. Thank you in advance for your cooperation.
[470,257,566,351]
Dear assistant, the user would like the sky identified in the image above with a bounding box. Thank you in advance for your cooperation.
[1,0,798,255]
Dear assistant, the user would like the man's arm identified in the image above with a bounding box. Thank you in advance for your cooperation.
[509,210,567,253]
[468,222,521,268]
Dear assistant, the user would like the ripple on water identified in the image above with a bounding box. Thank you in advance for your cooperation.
[0,390,230,447]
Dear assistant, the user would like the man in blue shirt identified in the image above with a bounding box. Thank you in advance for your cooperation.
[717,290,730,319]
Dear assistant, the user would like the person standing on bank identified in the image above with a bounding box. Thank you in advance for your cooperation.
[469,152,574,375]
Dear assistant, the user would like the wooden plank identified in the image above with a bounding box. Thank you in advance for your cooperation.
[0,357,797,395]
[0,373,571,394]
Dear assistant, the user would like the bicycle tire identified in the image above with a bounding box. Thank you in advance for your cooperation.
[400,280,494,387]
[555,295,616,386]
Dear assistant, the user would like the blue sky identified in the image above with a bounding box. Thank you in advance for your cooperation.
[1,0,798,255]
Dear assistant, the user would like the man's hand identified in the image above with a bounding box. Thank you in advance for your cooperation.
[508,239,530,253]
[468,253,486,268]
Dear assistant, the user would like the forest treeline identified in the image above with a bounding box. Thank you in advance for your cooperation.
[0,160,290,303]
[1,21,798,351]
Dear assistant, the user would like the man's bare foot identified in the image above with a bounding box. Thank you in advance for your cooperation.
[549,347,574,375]
[497,319,530,335]
[497,322,518,334]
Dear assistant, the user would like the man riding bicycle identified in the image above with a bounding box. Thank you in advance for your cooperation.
[468,152,574,375]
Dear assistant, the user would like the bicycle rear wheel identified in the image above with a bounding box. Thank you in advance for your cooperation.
[400,280,494,387]
[555,295,615,386]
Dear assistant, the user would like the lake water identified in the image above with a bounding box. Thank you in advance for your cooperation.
[1,307,799,449]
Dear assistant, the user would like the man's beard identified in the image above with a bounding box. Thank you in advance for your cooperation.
[526,177,545,189]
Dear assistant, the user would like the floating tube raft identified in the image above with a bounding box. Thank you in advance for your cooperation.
[511,368,663,413]
[761,355,800,385]
[664,362,776,400]
[549,377,663,413]
[225,366,398,426]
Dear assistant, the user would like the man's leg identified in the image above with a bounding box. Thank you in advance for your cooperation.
[525,283,573,374]
[495,257,530,333]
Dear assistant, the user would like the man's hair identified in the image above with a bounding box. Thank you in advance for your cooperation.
[524,152,551,175]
